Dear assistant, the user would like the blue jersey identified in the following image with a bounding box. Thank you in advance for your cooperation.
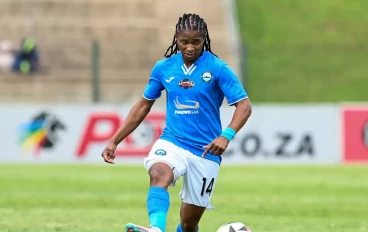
[143,51,248,163]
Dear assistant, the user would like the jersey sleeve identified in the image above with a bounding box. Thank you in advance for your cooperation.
[218,64,248,105]
[143,62,165,100]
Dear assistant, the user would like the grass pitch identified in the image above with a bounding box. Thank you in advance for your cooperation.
[0,165,367,232]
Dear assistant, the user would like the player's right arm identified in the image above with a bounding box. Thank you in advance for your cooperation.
[101,98,155,164]
[113,97,156,143]
[102,62,164,164]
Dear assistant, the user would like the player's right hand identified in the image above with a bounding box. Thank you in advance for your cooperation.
[101,142,117,164]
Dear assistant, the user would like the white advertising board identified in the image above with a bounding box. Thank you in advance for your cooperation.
[0,104,341,165]
[220,105,341,164]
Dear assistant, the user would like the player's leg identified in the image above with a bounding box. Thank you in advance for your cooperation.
[176,155,220,232]
[145,162,173,232]
[126,139,187,232]
[176,203,205,232]
[127,161,173,232]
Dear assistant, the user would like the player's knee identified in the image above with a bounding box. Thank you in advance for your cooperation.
[181,221,198,232]
[148,163,174,188]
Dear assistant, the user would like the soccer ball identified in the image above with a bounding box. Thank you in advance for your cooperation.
[216,222,251,232]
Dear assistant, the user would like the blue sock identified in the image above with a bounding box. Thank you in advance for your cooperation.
[147,187,170,232]
[176,224,184,232]
[176,224,199,232]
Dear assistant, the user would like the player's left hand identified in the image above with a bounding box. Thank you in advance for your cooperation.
[202,136,229,157]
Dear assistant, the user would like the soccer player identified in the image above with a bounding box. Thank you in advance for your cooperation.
[101,13,252,232]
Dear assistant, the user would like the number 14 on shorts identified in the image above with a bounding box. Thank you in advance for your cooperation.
[201,178,214,197]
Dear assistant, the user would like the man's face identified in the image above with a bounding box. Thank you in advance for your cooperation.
[176,30,205,63]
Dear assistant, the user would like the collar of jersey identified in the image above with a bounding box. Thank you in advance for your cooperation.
[179,51,207,67]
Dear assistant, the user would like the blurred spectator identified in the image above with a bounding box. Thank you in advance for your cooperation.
[0,40,15,73]
[12,37,40,75]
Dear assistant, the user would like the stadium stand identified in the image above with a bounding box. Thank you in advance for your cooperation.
[0,0,239,103]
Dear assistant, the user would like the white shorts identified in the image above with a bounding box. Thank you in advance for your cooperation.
[143,139,220,210]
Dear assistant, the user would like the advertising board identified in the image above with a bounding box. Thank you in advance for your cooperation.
[0,104,341,165]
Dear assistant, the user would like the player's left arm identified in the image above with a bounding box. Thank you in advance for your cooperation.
[203,64,252,157]
[227,98,252,132]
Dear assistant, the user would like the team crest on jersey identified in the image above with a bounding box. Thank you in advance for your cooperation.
[201,71,213,82]
[179,79,195,89]
[155,149,166,156]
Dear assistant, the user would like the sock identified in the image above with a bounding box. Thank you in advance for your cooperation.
[176,224,184,232]
[151,227,163,232]
[147,187,170,232]
[176,224,199,232]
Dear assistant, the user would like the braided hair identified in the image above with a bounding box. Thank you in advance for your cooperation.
[164,13,217,58]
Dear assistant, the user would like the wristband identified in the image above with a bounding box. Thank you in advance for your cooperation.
[220,127,236,141]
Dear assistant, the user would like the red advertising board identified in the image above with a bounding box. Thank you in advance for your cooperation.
[76,112,166,158]
[342,107,368,163]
